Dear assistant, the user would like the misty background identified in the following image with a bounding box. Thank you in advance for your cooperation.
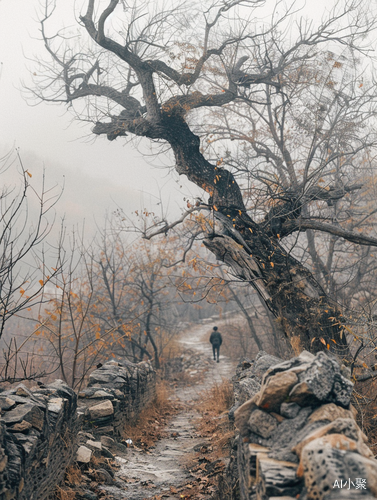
[0,0,202,243]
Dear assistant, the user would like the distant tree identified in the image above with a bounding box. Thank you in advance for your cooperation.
[88,230,180,369]
[32,0,377,360]
[0,150,61,383]
[36,223,183,386]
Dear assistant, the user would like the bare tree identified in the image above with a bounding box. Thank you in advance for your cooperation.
[31,0,377,358]
[89,227,182,369]
[0,149,61,382]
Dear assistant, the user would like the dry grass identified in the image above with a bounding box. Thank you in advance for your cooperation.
[196,381,237,500]
[354,379,377,454]
[197,380,235,455]
[65,465,82,486]
[123,381,181,449]
[54,485,76,500]
[200,380,234,414]
[53,465,82,499]
[159,332,184,363]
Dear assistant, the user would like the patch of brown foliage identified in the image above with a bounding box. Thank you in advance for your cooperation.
[123,381,182,449]
[65,465,82,486]
[54,453,118,499]
[354,378,377,454]
[53,465,82,499]
[54,485,76,500]
[197,380,235,456]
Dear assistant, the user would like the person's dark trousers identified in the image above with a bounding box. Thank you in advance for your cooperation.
[212,345,220,361]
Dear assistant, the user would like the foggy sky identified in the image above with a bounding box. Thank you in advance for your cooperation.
[0,0,200,240]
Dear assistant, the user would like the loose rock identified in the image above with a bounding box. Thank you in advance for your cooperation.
[76,445,93,463]
[89,400,114,419]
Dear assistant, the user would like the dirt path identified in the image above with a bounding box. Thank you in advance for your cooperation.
[100,321,235,500]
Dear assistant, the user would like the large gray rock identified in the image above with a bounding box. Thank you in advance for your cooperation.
[308,403,354,424]
[47,397,65,414]
[263,351,314,377]
[86,440,102,451]
[257,456,302,499]
[266,407,313,456]
[253,352,282,378]
[90,390,115,399]
[0,397,16,411]
[89,400,114,419]
[289,353,353,408]
[0,403,44,431]
[100,436,115,447]
[280,403,300,419]
[234,400,258,437]
[248,409,278,438]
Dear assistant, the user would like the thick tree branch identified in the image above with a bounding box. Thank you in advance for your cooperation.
[81,1,161,122]
[302,184,363,205]
[147,47,225,87]
[97,0,118,43]
[92,115,160,140]
[68,83,144,113]
[161,90,236,117]
[283,218,377,247]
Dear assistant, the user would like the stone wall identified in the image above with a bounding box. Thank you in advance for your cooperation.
[0,360,156,500]
[0,380,79,500]
[78,360,156,438]
[232,351,377,500]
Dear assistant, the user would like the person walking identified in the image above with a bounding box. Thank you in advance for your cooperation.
[209,326,222,363]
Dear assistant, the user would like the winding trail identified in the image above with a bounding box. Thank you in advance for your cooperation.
[100,321,235,500]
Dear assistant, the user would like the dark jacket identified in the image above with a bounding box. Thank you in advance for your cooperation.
[209,331,222,347]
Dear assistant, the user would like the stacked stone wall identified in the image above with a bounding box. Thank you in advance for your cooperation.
[0,360,156,500]
[78,360,156,437]
[0,380,79,500]
[232,351,377,500]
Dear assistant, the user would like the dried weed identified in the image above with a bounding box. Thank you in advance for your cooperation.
[354,378,377,453]
[54,485,76,500]
[65,465,82,486]
[123,381,181,449]
[199,379,234,418]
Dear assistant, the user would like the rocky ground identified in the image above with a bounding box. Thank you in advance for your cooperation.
[76,321,236,500]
